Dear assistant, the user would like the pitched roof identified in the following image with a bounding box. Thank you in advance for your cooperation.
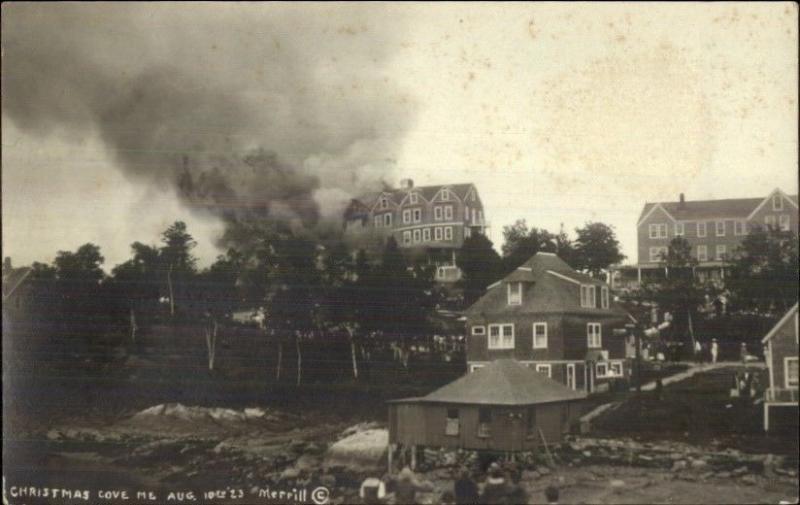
[465,252,627,317]
[409,359,586,405]
[638,193,798,223]
[761,304,798,344]
[352,183,477,209]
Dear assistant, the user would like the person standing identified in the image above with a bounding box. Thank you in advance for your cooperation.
[694,340,702,364]
[394,466,433,505]
[454,467,479,505]
[480,463,510,505]
[711,339,719,364]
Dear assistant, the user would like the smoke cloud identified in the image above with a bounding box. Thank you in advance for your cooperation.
[2,3,415,246]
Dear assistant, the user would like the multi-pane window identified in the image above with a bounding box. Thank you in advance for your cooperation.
[734,221,747,236]
[441,189,451,201]
[779,215,791,231]
[413,208,422,223]
[488,324,514,349]
[380,198,389,209]
[580,285,596,308]
[697,221,707,237]
[471,326,486,336]
[465,227,472,238]
[715,221,726,237]
[649,246,668,263]
[423,228,431,241]
[413,229,421,243]
[444,205,453,220]
[773,195,784,211]
[409,193,418,205]
[600,286,609,309]
[434,206,443,221]
[610,362,623,377]
[535,364,552,378]
[596,363,608,377]
[374,215,382,228]
[434,227,443,241]
[786,357,798,388]
[444,227,453,240]
[715,245,727,261]
[587,323,602,348]
[765,215,777,228]
[402,209,412,224]
[384,213,392,227]
[649,223,668,239]
[478,408,491,437]
[532,323,547,349]
[697,245,708,262]
[674,222,685,236]
[508,282,522,305]
[402,231,411,245]
[445,408,460,436]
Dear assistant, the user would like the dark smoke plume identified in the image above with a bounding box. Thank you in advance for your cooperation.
[2,3,415,243]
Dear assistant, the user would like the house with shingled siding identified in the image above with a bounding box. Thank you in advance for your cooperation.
[464,252,631,393]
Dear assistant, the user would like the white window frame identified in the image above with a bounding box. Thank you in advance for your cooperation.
[779,214,790,231]
[610,361,623,377]
[465,227,472,238]
[488,324,514,350]
[674,222,685,236]
[380,198,389,210]
[444,205,453,220]
[444,226,453,240]
[734,220,747,236]
[413,229,421,243]
[413,208,422,223]
[600,286,609,309]
[423,228,431,241]
[402,231,411,245]
[697,245,708,262]
[785,357,798,389]
[471,325,486,336]
[715,244,726,261]
[535,364,552,378]
[715,220,726,237]
[434,227,443,241]
[465,206,469,220]
[765,215,777,228]
[384,213,392,227]
[587,323,602,348]
[697,221,707,238]
[374,215,382,228]
[773,194,784,211]
[649,246,667,263]
[409,193,418,205]
[580,285,596,308]
[649,223,667,239]
[434,206,443,221]
[402,209,411,224]
[532,323,548,349]
[596,362,608,378]
[470,364,485,373]
[508,282,523,306]
[445,408,460,436]
[441,189,451,201]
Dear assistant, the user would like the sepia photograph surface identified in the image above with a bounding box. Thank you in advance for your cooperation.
[2,2,798,504]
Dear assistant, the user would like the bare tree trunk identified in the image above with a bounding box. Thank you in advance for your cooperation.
[167,263,175,317]
[276,337,283,381]
[296,334,302,387]
[205,319,218,371]
[129,306,138,344]
[347,327,359,380]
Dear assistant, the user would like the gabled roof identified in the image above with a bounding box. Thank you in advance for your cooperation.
[404,359,586,406]
[351,183,477,210]
[637,190,798,224]
[465,252,626,317]
[761,304,799,344]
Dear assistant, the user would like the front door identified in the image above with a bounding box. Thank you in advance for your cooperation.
[566,363,576,390]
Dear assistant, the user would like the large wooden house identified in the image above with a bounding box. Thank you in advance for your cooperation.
[464,252,631,393]
[762,304,799,433]
[388,359,585,462]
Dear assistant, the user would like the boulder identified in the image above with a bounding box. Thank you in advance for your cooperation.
[323,428,388,473]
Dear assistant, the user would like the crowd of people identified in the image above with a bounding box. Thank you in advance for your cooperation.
[359,462,562,505]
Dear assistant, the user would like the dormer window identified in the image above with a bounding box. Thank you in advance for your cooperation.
[508,282,523,305]
[441,189,451,201]
[409,192,418,205]
[380,197,389,210]
[580,285,596,308]
[772,194,783,211]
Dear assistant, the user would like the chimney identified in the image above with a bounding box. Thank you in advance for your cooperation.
[679,193,685,209]
[400,178,414,189]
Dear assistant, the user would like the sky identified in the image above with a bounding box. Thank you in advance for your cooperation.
[2,2,798,270]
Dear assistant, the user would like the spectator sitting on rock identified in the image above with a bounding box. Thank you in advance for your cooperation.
[480,463,510,505]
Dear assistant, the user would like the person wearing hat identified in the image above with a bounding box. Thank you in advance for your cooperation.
[480,462,510,505]
[453,466,479,505]
[394,466,433,504]
[711,338,719,364]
